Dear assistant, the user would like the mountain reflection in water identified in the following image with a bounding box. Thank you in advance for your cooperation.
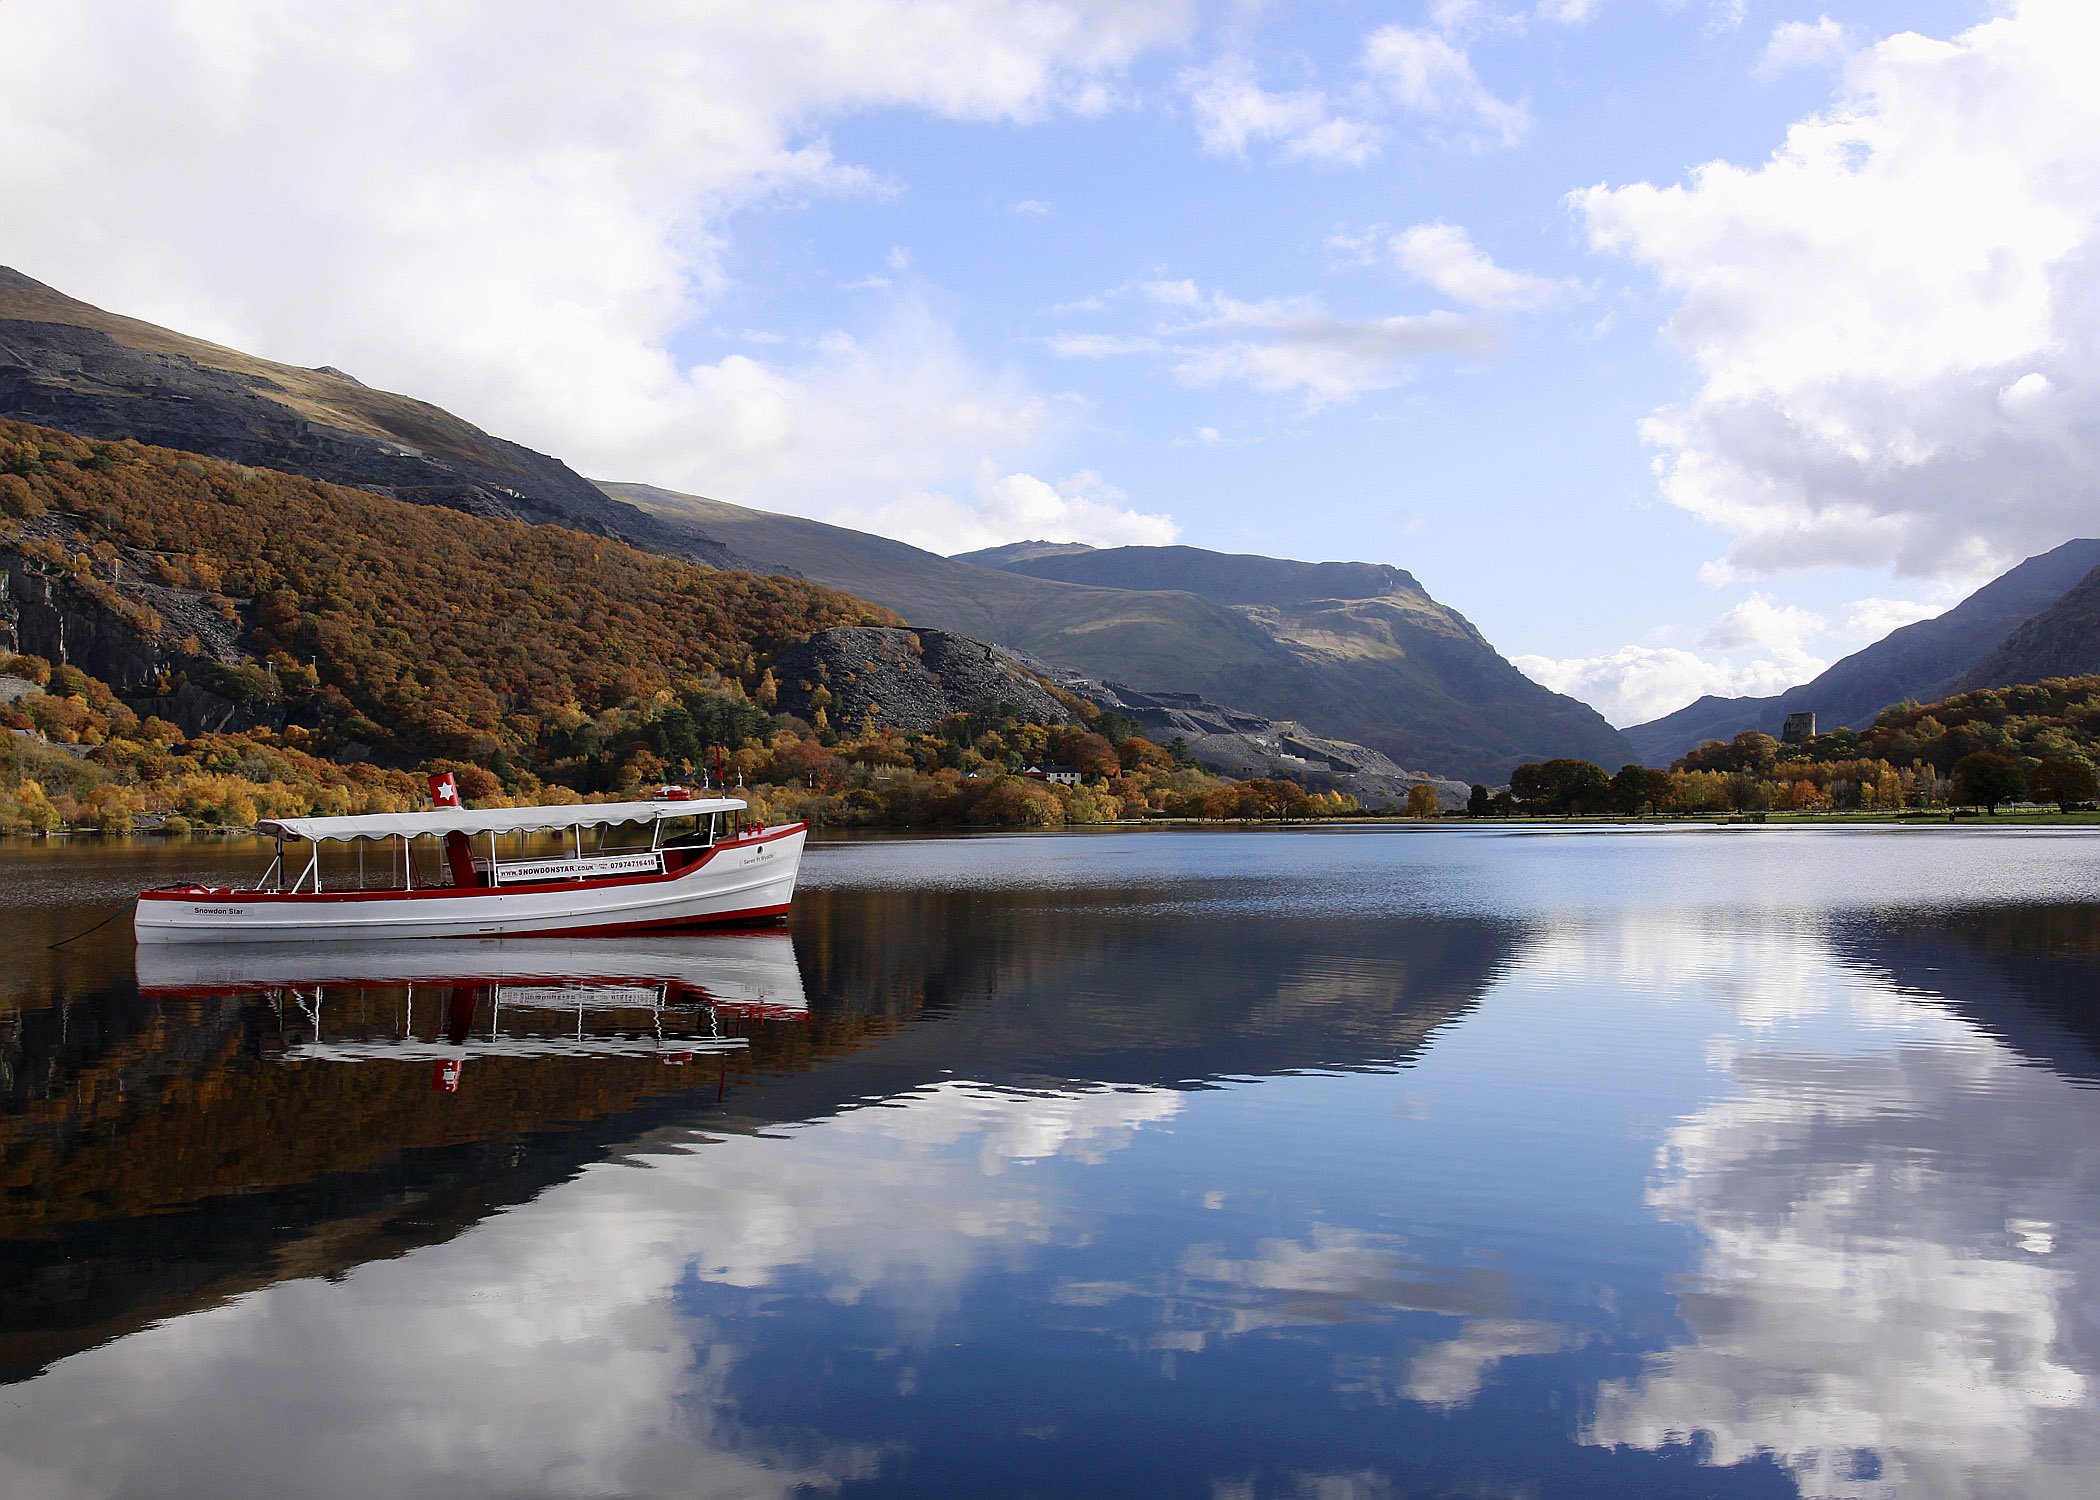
[0,827,2096,1499]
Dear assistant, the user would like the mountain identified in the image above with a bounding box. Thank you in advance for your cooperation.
[0,416,888,769]
[1957,564,2100,691]
[1625,538,2100,765]
[0,267,741,566]
[600,481,1316,701]
[961,542,1634,781]
[607,486,1625,780]
[0,268,1618,782]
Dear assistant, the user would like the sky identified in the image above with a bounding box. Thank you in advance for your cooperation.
[1,0,2094,726]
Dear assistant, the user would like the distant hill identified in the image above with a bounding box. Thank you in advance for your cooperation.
[0,267,742,567]
[963,542,1633,781]
[1957,565,2100,691]
[600,480,1334,724]
[611,486,1632,780]
[1624,538,2100,765]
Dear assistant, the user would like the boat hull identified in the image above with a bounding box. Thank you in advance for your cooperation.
[135,825,807,944]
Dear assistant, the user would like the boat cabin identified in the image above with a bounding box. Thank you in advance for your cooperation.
[251,788,754,896]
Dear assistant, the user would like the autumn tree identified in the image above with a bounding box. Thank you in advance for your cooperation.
[1510,758,1610,815]
[2029,756,2098,812]
[1952,751,2024,813]
[1405,783,1440,818]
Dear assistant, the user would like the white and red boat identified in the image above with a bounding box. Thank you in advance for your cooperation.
[135,774,807,944]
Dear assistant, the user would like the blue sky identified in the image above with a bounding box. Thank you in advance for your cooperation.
[2,0,2091,724]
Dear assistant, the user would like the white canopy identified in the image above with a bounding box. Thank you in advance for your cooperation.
[256,796,746,843]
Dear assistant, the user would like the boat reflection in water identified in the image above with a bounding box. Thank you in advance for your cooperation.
[135,934,808,1084]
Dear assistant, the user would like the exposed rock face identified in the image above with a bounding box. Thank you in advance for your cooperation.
[1,526,278,735]
[1020,664,1469,810]
[1957,564,2100,691]
[969,542,1633,782]
[0,268,744,568]
[769,627,1073,733]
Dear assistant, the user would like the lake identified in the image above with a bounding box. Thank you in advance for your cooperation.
[3,825,2098,1499]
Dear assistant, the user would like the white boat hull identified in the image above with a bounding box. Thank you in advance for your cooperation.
[135,825,806,944]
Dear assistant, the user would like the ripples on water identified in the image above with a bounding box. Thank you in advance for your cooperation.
[2,825,2098,1498]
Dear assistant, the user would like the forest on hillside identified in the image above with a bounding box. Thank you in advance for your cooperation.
[1491,677,2100,815]
[0,421,1341,832]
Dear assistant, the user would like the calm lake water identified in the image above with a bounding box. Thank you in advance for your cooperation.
[3,825,2099,1499]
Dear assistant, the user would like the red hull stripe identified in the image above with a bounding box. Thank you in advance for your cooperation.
[522,902,792,938]
[138,823,807,905]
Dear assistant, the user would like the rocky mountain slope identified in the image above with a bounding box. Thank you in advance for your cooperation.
[0,417,886,765]
[1031,668,1469,808]
[601,480,1319,708]
[964,542,1634,781]
[0,268,740,566]
[610,484,1624,781]
[767,627,1073,733]
[0,268,1626,784]
[1957,564,2100,691]
[1625,538,2100,765]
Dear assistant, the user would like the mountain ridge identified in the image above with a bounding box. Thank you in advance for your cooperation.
[1957,563,2100,691]
[0,267,744,568]
[1624,538,2100,764]
[960,540,1634,780]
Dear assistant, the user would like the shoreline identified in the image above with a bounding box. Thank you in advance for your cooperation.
[12,807,2100,842]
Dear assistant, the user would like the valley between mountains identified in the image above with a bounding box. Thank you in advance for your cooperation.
[5,263,2099,802]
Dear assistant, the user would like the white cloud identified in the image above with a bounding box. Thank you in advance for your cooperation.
[1182,57,1382,165]
[1697,591,1825,662]
[1514,644,1813,726]
[1844,595,1946,639]
[1390,222,1567,310]
[0,0,1195,539]
[1362,25,1530,147]
[1012,198,1054,216]
[1757,15,1852,78]
[849,462,1179,556]
[1052,282,1501,408]
[1577,0,2100,582]
[1172,294,1500,406]
[1516,590,1834,725]
[1045,331,1163,358]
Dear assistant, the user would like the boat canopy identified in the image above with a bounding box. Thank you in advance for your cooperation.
[256,796,748,844]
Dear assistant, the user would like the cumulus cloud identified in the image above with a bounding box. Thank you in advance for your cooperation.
[1513,644,1813,726]
[1182,57,1382,165]
[1362,25,1530,147]
[1516,590,1834,724]
[1390,222,1568,310]
[845,462,1180,555]
[1696,592,1825,662]
[0,0,1194,543]
[1577,0,2100,582]
[1757,15,1852,78]
[1844,595,1947,639]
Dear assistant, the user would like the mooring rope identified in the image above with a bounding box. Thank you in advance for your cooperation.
[46,899,135,949]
